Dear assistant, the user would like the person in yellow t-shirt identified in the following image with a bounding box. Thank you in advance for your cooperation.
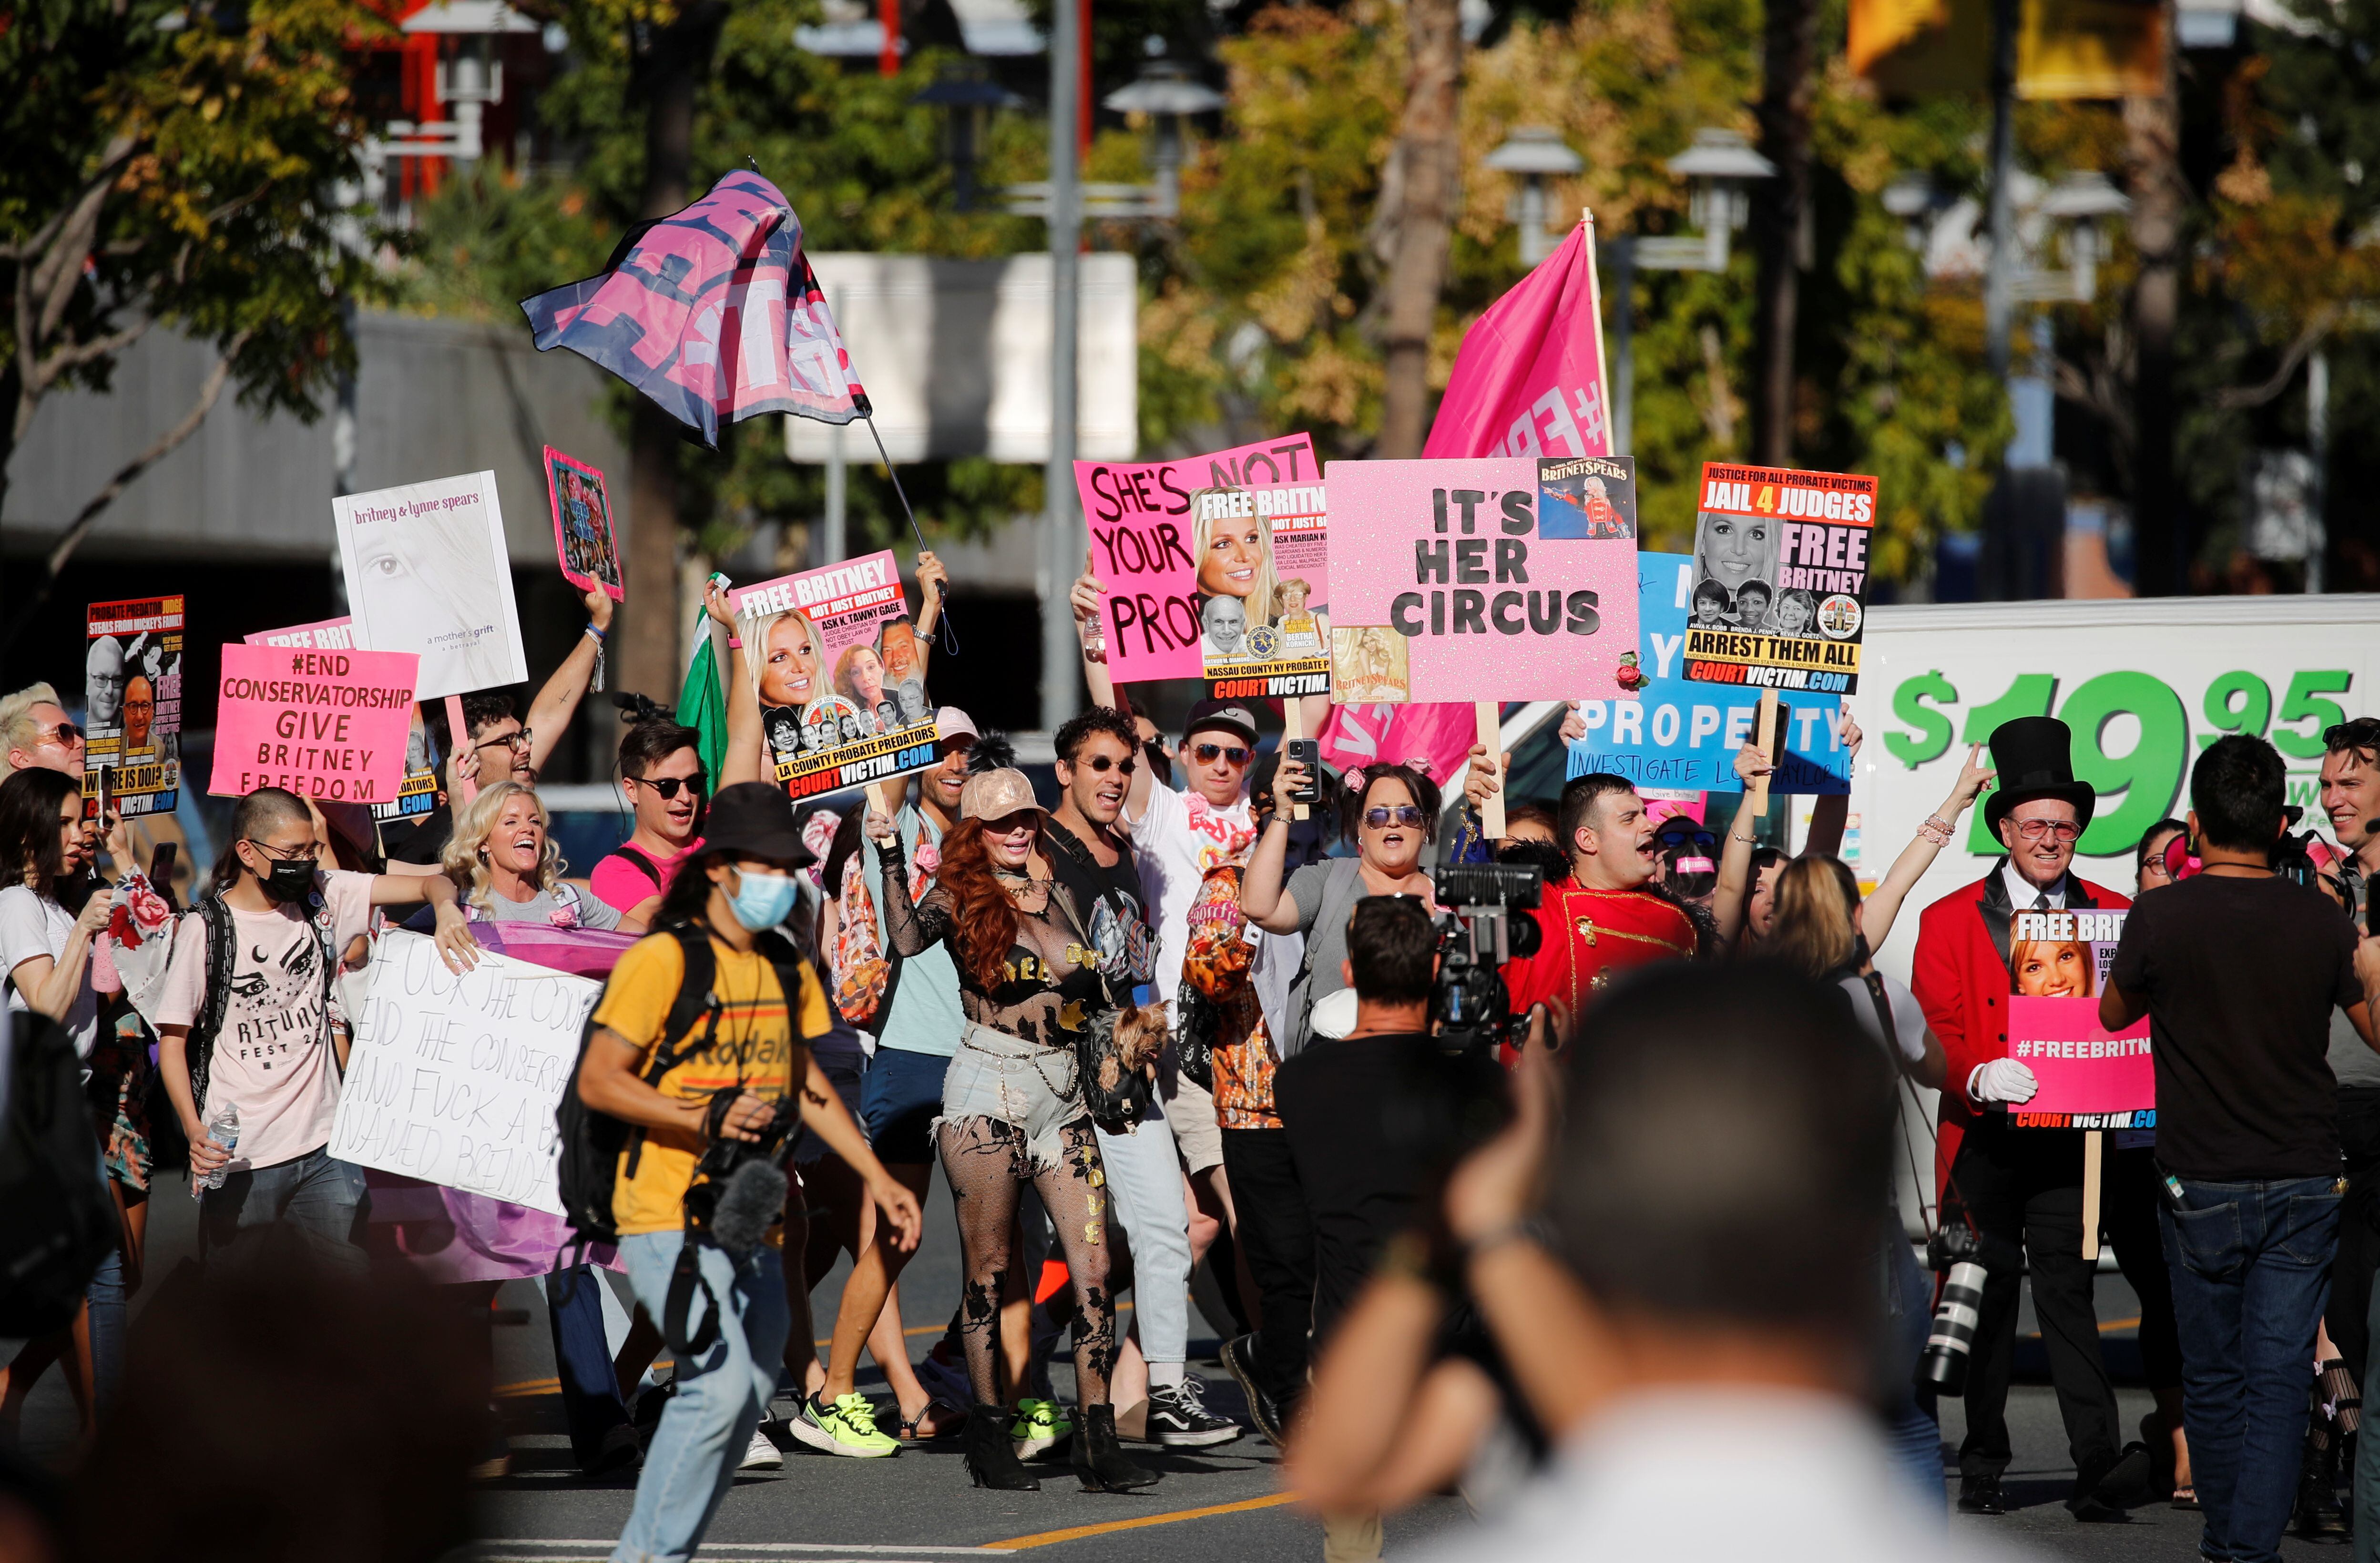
[576,784,920,1563]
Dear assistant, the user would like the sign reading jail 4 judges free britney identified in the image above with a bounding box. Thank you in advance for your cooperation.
[1683,463,1876,695]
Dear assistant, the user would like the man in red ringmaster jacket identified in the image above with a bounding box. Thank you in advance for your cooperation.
[1911,715,2174,1524]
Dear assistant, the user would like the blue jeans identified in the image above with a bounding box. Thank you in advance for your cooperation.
[1879,1234,1944,1513]
[545,1265,632,1470]
[198,1147,370,1272]
[2163,1173,2341,1563]
[613,1231,789,1563]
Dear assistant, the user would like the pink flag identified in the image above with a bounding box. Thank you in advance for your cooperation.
[1419,218,1614,462]
[521,169,868,451]
[1318,701,1484,792]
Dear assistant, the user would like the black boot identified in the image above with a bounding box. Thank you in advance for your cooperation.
[1074,1403,1161,1493]
[965,1403,1039,1491]
[2297,1425,2349,1542]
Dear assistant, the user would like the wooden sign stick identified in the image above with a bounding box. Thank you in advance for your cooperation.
[2082,1130,2103,1261]
[1746,689,1779,820]
[1475,700,1505,840]
[445,695,479,806]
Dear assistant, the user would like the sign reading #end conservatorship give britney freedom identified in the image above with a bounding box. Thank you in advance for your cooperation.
[208,642,420,803]
[1324,457,1640,703]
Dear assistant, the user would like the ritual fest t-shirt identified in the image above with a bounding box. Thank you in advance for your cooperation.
[2109,872,2364,1180]
[154,870,376,1170]
[591,926,831,1236]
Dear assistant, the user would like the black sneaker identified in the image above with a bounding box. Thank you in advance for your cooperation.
[1219,1334,1283,1447]
[1144,1376,1241,1448]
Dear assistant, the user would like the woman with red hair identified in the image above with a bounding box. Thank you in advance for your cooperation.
[869,767,1157,1496]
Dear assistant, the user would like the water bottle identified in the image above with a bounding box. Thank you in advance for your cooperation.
[1079,607,1107,665]
[199,1102,241,1191]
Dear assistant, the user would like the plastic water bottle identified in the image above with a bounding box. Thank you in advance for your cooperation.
[1079,607,1107,665]
[199,1102,240,1191]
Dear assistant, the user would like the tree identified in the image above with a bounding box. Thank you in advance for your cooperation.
[1375,0,1463,456]
[1749,0,1818,464]
[0,0,391,630]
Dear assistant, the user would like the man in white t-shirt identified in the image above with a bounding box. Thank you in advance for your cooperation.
[154,787,466,1269]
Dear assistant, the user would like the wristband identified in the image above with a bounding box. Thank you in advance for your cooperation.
[726,635,744,650]
[585,623,606,642]
[1917,814,1952,847]
[1459,1215,1552,1265]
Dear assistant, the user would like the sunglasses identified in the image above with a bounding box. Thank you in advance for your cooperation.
[631,773,707,800]
[1191,743,1252,767]
[1363,805,1428,829]
[37,721,82,746]
[2012,818,2081,842]
[1656,827,1717,851]
[2326,719,2380,751]
[1075,754,1138,776]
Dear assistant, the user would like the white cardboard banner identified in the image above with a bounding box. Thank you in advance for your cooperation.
[328,931,599,1214]
[334,470,528,700]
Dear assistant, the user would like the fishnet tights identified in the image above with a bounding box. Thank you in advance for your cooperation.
[937,1114,1118,1405]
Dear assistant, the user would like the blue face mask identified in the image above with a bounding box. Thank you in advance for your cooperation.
[726,866,798,932]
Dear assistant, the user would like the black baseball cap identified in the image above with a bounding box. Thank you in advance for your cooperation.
[1183,698,1260,747]
[700,782,816,867]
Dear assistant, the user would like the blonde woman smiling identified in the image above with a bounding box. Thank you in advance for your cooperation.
[441,781,644,934]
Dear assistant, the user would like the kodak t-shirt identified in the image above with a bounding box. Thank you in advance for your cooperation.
[154,870,376,1171]
[592,927,832,1236]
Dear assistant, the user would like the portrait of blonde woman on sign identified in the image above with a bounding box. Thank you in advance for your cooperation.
[750,608,833,714]
[1330,627,1409,703]
[1693,508,1777,604]
[1192,487,1279,632]
[1273,578,1324,652]
[2011,934,2095,998]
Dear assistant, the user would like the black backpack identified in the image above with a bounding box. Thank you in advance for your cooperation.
[0,1010,119,1337]
[554,921,810,1245]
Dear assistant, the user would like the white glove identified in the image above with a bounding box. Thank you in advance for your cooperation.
[1968,1058,2039,1107]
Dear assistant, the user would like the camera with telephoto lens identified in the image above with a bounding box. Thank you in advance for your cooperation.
[1919,1223,1987,1395]
[683,1090,799,1256]
[1426,863,1545,1059]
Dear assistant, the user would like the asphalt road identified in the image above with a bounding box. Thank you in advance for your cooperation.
[11,1185,2362,1563]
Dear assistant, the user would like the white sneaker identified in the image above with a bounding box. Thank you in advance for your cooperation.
[740,1420,784,1471]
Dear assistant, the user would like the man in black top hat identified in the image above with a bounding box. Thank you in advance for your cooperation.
[1910,716,2171,1522]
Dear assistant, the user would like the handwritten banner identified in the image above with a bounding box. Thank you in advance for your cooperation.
[329,932,603,1214]
[1077,434,1321,684]
[208,642,420,802]
[1324,457,1640,703]
[1567,554,1848,794]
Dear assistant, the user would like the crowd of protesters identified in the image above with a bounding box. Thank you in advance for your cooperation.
[7,548,2380,1563]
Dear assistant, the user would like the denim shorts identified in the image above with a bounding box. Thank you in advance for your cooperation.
[860,1043,952,1167]
[935,1024,1083,1176]
[790,1036,868,1167]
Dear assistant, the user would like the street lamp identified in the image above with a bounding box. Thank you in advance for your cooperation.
[1004,51,1225,221]
[1485,127,1583,268]
[1605,127,1776,455]
[914,62,1023,213]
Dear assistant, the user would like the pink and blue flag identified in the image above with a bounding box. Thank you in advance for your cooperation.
[521,169,868,450]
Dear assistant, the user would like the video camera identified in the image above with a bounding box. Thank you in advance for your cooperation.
[1426,862,1544,1058]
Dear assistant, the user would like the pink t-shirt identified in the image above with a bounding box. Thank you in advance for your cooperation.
[589,837,704,914]
[155,870,375,1171]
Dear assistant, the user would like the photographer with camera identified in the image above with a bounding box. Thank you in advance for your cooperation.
[2100,735,2380,1563]
[575,784,922,1563]
[1463,769,1698,1025]
[1275,895,1510,1561]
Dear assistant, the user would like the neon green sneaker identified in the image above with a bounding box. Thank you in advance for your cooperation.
[797,1392,900,1458]
[1009,1398,1074,1461]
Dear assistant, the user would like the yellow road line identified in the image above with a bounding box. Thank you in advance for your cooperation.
[980,1492,1299,1551]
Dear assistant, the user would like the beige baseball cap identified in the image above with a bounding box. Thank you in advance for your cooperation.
[959,766,1048,823]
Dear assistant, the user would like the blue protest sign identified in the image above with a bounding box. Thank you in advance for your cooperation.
[1565,553,1850,794]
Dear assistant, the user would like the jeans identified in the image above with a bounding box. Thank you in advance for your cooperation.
[1096,1110,1192,1369]
[86,1246,127,1411]
[1219,1127,1315,1413]
[613,1231,789,1563]
[1879,1233,1945,1512]
[198,1147,369,1272]
[546,1265,633,1469]
[2163,1173,2341,1563]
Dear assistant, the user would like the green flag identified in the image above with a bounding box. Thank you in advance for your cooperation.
[676,633,730,781]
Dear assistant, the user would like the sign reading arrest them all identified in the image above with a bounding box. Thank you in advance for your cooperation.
[209,642,420,803]
[1683,462,1877,696]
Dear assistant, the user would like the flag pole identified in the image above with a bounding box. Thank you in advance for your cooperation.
[1583,207,1618,458]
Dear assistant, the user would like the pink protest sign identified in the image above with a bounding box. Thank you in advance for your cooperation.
[1324,457,1640,704]
[209,643,420,804]
[2008,999,2155,1127]
[1077,434,1320,684]
[244,616,355,650]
